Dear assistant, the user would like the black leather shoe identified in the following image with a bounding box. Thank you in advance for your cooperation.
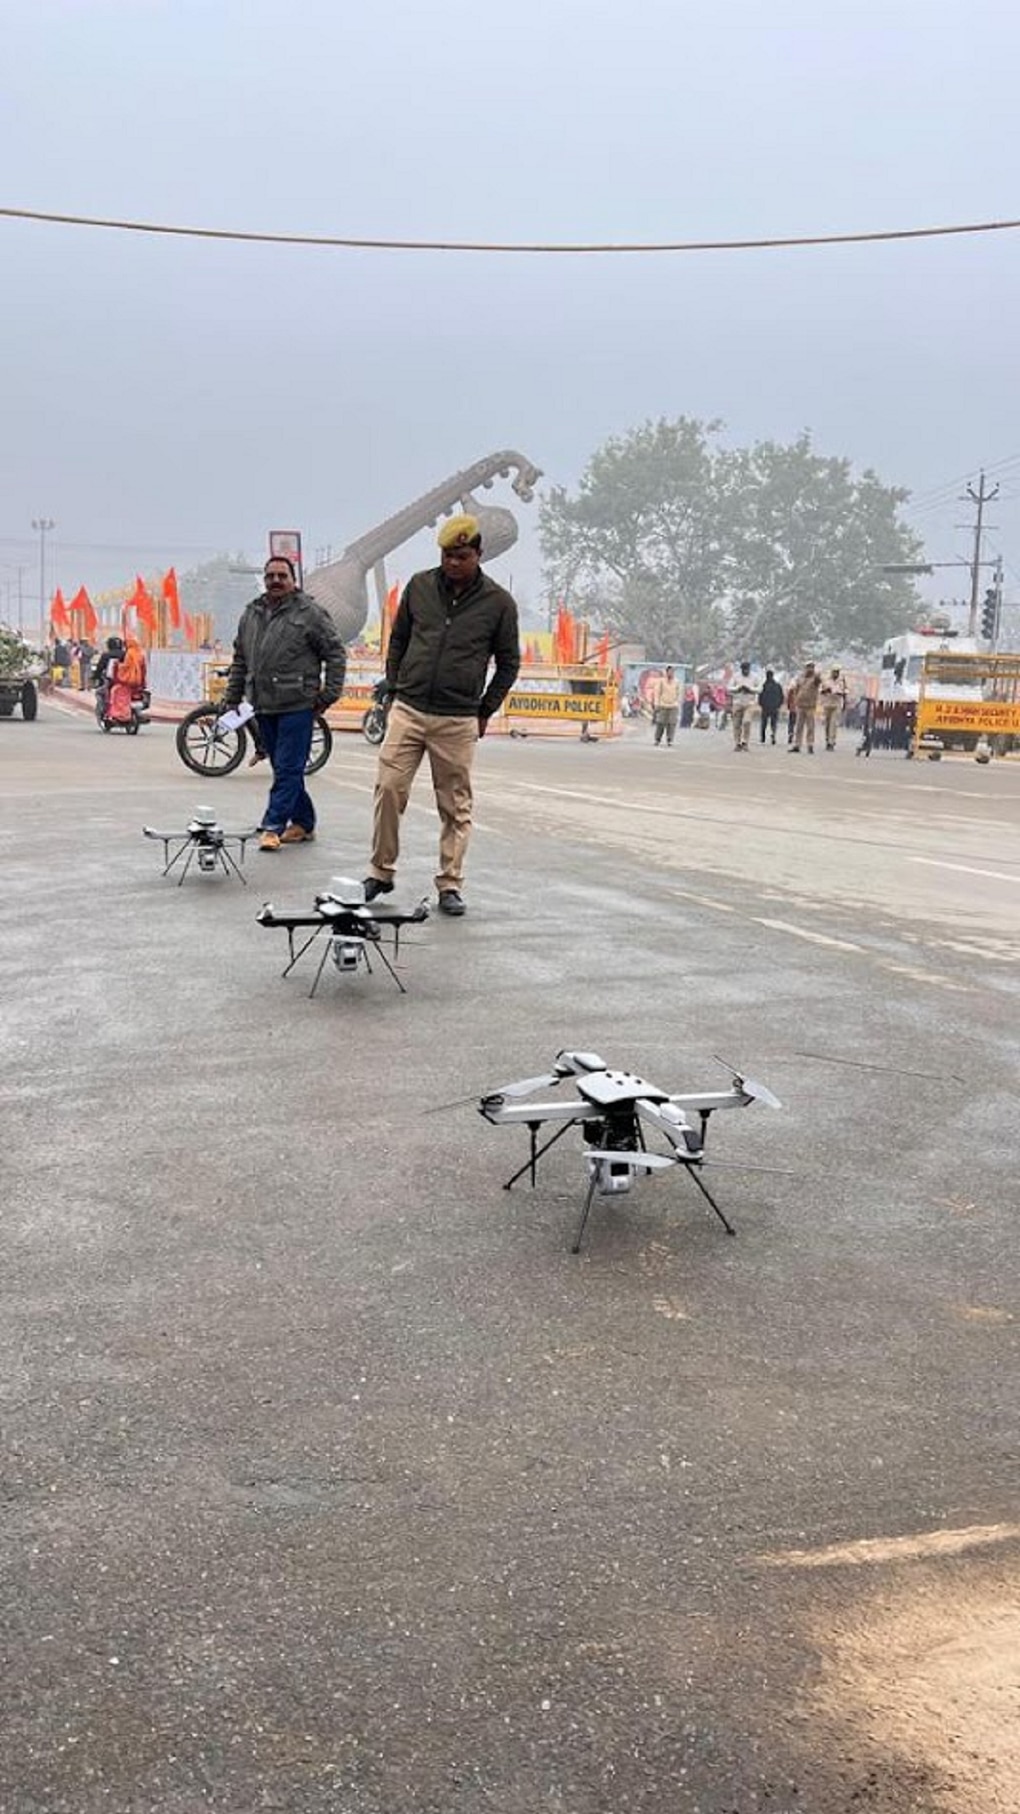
[363,877,394,902]
[437,889,466,916]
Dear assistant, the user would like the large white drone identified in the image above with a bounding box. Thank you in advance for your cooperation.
[478,1049,781,1252]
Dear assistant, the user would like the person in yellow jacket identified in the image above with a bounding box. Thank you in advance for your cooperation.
[650,666,681,746]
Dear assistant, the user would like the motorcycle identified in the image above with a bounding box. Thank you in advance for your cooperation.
[361,679,391,746]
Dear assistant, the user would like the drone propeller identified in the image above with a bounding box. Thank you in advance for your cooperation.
[489,1070,567,1100]
[711,1056,782,1111]
[689,1157,801,1176]
[425,1070,566,1116]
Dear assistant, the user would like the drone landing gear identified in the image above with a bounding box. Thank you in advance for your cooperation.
[156,838,249,886]
[280,923,407,999]
[501,1119,574,1191]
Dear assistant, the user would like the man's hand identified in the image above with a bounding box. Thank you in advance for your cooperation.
[314,695,336,713]
[478,713,489,738]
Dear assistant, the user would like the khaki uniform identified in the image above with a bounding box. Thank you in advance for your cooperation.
[651,674,681,746]
[371,702,478,892]
[820,673,848,749]
[793,671,823,751]
[730,677,757,750]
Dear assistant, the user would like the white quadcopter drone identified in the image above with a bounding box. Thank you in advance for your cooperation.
[143,807,257,885]
[257,877,429,998]
[478,1049,782,1252]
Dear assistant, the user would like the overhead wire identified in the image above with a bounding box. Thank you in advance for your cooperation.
[3,203,1020,256]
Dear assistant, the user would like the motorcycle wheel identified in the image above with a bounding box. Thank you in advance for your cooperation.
[361,705,387,746]
[306,713,333,775]
[176,705,247,777]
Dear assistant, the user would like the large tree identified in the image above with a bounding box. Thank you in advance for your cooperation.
[725,435,921,664]
[540,419,923,666]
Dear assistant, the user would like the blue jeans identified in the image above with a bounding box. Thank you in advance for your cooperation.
[257,709,316,832]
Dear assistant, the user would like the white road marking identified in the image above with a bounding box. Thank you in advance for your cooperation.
[669,887,736,914]
[754,917,863,953]
[911,857,1020,884]
[758,1522,1020,1569]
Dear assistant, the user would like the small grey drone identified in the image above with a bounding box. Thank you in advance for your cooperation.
[143,807,257,885]
[478,1050,781,1252]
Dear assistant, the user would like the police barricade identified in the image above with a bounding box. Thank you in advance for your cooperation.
[915,696,1020,757]
[858,699,915,756]
[496,665,619,738]
[914,652,1020,758]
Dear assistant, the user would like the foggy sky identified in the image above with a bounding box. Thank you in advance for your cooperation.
[2,0,1019,630]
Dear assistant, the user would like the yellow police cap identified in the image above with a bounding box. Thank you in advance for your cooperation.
[437,513,480,550]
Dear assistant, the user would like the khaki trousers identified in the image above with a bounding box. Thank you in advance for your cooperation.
[794,707,816,751]
[731,700,754,748]
[822,703,841,749]
[369,701,479,892]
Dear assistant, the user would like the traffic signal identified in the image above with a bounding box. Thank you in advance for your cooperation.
[981,588,998,640]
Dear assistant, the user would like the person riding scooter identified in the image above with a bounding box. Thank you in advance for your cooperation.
[92,636,126,722]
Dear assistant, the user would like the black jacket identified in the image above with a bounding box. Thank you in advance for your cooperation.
[758,676,784,713]
[223,590,346,716]
[387,567,520,719]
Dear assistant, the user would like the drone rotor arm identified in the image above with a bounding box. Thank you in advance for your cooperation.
[479,1097,587,1128]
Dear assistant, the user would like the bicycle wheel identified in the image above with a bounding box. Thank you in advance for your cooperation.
[176,705,247,777]
[306,713,333,775]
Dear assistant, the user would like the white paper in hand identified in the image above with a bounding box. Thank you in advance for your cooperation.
[217,702,255,731]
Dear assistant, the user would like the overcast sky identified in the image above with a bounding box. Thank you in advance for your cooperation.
[2,0,1019,629]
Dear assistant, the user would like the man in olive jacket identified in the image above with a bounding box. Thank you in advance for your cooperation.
[364,515,519,915]
[221,555,346,850]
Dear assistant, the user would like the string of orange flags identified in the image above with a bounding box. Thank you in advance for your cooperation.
[47,566,204,649]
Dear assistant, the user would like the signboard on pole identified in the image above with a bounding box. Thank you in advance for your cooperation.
[269,530,303,589]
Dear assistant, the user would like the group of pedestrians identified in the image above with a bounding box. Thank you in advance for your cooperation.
[786,664,849,754]
[219,515,520,917]
[49,638,95,688]
[647,661,850,753]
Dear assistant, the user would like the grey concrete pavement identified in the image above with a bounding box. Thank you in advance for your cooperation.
[2,703,1019,1813]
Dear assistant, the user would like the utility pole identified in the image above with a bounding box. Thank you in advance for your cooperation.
[32,517,55,643]
[964,473,998,635]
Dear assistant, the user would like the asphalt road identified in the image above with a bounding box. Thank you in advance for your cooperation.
[2,703,1019,1814]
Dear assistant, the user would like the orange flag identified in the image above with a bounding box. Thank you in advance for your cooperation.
[162,567,181,629]
[50,588,70,633]
[69,586,99,637]
[130,574,157,633]
[596,630,611,666]
[182,611,196,645]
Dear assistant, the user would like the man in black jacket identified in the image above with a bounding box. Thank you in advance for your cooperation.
[221,556,346,851]
[364,515,520,915]
[758,668,784,744]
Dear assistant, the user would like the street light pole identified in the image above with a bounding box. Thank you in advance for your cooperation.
[32,517,55,643]
[964,474,998,636]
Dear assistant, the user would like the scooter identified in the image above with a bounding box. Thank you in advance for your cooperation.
[95,680,150,735]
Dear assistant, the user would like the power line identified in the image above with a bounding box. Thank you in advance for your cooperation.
[0,533,227,555]
[3,203,1020,256]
